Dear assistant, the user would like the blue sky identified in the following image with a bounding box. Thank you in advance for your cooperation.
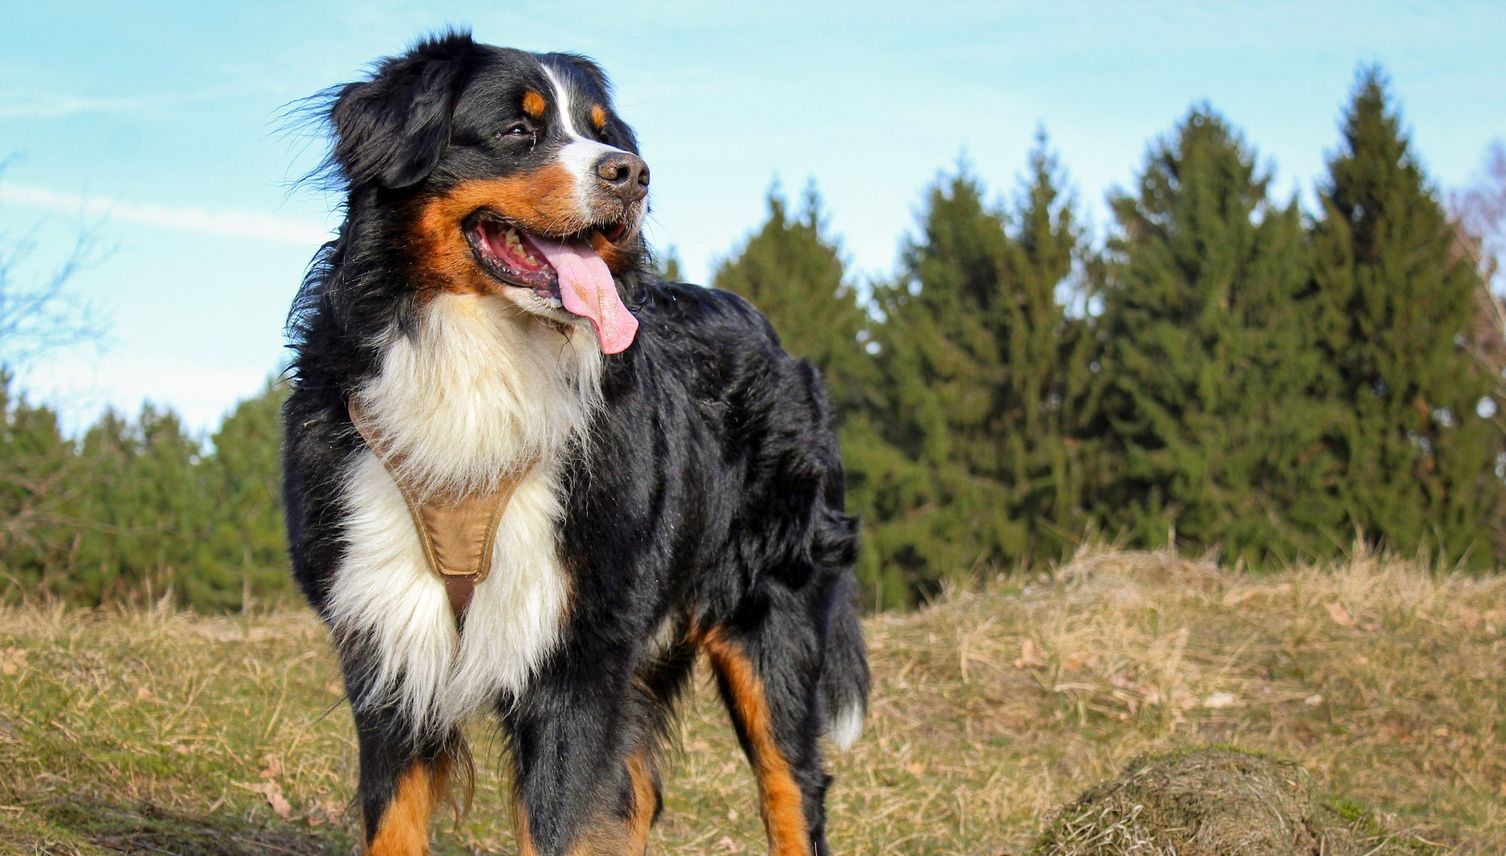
[2,0,1503,436]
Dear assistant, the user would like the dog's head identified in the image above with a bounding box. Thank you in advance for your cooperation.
[322,32,645,353]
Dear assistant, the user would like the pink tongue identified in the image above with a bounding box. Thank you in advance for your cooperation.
[524,233,639,354]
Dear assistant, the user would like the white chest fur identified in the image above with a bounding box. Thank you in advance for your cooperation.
[325,293,602,736]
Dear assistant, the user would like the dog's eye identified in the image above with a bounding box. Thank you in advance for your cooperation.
[496,122,537,151]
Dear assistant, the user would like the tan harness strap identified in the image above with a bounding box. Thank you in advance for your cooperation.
[348,401,532,629]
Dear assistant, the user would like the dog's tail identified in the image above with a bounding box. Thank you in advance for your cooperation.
[814,509,869,752]
[804,370,868,753]
[819,571,869,751]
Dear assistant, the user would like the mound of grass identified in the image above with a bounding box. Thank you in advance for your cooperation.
[1,546,1502,853]
[1031,746,1427,855]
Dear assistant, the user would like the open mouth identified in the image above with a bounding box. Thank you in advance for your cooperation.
[464,213,628,300]
[461,212,640,354]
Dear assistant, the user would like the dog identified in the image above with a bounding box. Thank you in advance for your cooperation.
[281,31,868,856]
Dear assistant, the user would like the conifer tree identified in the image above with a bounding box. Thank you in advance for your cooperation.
[1312,69,1500,562]
[134,406,204,597]
[194,379,290,609]
[869,164,1018,601]
[711,183,875,414]
[655,245,683,282]
[865,148,1097,600]
[998,131,1094,559]
[1093,107,1339,561]
[710,184,902,602]
[0,372,78,598]
[68,404,204,605]
[67,408,134,603]
[21,383,295,610]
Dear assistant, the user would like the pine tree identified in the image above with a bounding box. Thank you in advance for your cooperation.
[997,131,1094,560]
[68,404,205,606]
[68,408,134,603]
[136,406,205,600]
[194,379,291,610]
[710,184,902,603]
[711,183,875,415]
[3,377,295,610]
[1312,69,1500,563]
[869,164,1019,602]
[864,149,1098,600]
[0,371,79,599]
[1093,106,1339,562]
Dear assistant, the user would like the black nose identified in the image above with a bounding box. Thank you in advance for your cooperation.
[595,152,649,204]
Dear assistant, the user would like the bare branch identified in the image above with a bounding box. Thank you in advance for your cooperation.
[1451,140,1506,292]
[0,182,107,367]
[0,160,111,570]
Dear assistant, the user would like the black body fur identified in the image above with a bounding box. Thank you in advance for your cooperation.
[282,31,868,855]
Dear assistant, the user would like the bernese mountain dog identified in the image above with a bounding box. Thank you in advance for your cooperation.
[282,31,868,856]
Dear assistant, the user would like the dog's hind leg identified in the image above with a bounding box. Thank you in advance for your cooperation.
[700,610,833,856]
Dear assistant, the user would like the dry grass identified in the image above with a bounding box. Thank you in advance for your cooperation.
[1031,746,1416,855]
[1,547,1503,854]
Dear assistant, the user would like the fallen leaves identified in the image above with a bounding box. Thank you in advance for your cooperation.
[1013,638,1048,669]
[247,780,292,818]
[245,757,292,818]
[1326,601,1357,627]
[0,647,26,676]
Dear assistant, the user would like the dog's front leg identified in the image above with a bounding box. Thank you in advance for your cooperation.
[350,700,463,856]
[500,665,650,856]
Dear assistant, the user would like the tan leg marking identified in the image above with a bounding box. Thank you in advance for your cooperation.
[366,755,450,856]
[511,747,658,856]
[701,628,812,856]
[621,748,657,853]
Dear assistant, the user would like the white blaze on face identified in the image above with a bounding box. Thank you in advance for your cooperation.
[533,62,641,354]
[542,64,627,213]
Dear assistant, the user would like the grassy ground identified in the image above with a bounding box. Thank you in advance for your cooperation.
[1,547,1503,854]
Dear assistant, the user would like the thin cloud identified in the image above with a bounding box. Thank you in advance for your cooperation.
[0,82,275,120]
[0,95,151,120]
[0,182,331,245]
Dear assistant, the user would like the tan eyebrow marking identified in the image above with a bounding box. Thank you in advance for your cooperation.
[522,90,547,118]
[590,104,607,131]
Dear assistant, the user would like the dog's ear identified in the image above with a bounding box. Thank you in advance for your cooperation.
[330,31,475,189]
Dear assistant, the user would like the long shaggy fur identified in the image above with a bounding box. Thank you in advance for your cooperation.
[283,30,868,856]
